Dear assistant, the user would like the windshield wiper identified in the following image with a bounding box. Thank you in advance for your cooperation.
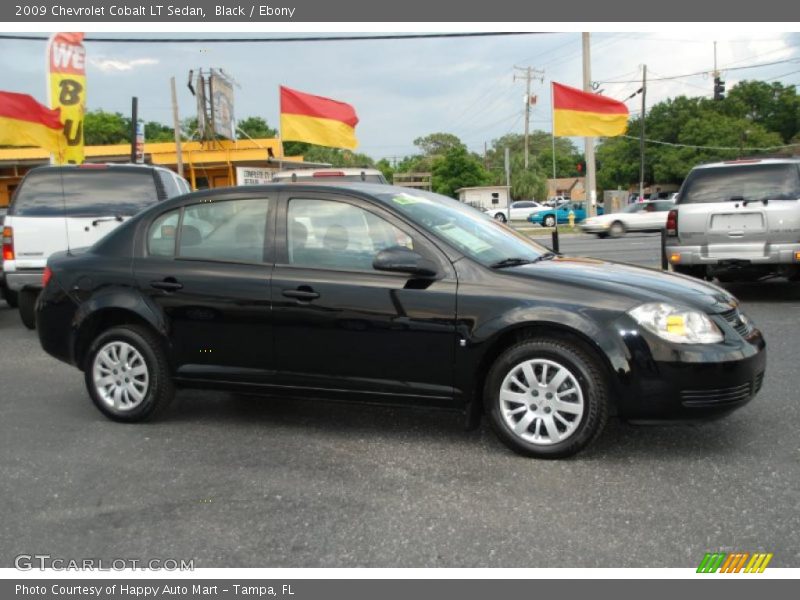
[528,251,558,264]
[490,257,536,269]
[490,253,557,269]
[91,215,124,226]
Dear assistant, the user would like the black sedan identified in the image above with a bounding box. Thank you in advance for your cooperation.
[35,184,766,458]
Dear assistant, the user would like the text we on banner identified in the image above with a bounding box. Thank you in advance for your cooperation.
[47,32,86,164]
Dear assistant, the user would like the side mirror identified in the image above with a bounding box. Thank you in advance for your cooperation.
[373,246,438,278]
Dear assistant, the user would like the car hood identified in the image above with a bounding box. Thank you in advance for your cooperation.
[507,256,738,313]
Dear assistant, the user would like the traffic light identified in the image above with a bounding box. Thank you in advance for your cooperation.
[714,76,726,101]
[577,160,586,174]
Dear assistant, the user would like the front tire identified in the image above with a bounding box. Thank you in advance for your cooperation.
[484,338,608,458]
[493,212,507,223]
[84,325,174,422]
[543,215,556,228]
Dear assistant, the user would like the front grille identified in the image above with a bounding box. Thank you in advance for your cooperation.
[720,308,750,337]
[681,381,753,408]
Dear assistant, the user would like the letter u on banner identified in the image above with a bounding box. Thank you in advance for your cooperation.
[47,32,86,164]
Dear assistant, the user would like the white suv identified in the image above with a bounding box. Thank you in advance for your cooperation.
[3,164,190,309]
[665,158,800,281]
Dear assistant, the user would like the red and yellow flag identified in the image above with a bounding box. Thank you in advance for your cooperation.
[280,86,359,150]
[0,91,65,156]
[47,32,87,164]
[552,82,629,137]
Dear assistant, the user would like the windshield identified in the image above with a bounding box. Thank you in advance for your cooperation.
[680,163,800,204]
[375,190,549,266]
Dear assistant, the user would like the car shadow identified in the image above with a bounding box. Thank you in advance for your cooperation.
[162,389,749,462]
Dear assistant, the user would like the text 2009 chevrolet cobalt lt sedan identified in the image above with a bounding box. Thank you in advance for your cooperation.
[35,184,766,458]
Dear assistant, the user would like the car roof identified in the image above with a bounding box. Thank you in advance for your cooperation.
[273,167,382,176]
[694,158,800,170]
[25,163,173,175]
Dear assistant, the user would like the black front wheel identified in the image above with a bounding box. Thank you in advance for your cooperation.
[493,212,507,223]
[543,215,556,228]
[84,325,175,422]
[484,338,609,458]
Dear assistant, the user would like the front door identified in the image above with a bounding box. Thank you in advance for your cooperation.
[134,195,274,381]
[270,191,459,404]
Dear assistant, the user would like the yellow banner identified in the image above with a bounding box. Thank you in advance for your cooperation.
[47,32,86,164]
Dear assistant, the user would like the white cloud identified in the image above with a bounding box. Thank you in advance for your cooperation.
[90,57,159,72]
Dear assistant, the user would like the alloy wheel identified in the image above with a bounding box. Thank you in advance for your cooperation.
[92,341,150,412]
[498,358,584,445]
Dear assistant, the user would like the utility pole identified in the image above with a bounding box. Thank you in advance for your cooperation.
[514,65,544,169]
[129,97,138,164]
[639,65,647,202]
[581,33,598,217]
[170,77,184,178]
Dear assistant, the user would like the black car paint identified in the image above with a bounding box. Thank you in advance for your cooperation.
[36,183,766,422]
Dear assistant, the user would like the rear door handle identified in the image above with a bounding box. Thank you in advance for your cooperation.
[150,278,183,291]
[282,288,320,301]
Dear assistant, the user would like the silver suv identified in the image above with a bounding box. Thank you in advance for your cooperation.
[665,158,800,282]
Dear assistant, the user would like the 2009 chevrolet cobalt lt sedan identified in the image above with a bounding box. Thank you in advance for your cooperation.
[35,184,766,458]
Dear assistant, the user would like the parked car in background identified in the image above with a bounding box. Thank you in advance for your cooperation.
[272,167,388,184]
[665,158,800,281]
[2,163,190,326]
[581,199,675,238]
[529,201,604,227]
[485,200,543,223]
[35,184,765,459]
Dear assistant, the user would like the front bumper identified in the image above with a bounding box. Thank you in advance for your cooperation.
[5,270,44,291]
[614,317,767,420]
[665,241,800,266]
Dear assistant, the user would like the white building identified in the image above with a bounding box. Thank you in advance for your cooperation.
[455,185,511,211]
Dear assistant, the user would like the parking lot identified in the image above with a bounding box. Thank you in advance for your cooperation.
[1,232,798,568]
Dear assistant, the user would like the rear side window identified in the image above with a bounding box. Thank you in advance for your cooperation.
[148,210,180,257]
[10,169,159,217]
[157,171,182,199]
[680,164,800,204]
[178,198,270,263]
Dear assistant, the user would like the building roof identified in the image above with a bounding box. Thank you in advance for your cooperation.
[454,185,511,192]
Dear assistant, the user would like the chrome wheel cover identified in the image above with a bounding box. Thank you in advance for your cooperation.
[499,358,584,445]
[92,341,149,412]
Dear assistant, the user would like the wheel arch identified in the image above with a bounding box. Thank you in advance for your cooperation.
[466,320,623,425]
[73,291,169,371]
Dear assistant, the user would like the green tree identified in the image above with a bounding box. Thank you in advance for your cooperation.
[144,121,174,142]
[83,110,130,145]
[413,132,464,156]
[375,158,395,183]
[431,145,490,197]
[237,116,277,139]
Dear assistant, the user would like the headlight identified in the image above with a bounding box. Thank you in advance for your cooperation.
[628,302,723,344]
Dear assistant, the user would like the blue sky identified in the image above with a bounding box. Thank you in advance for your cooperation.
[1,31,799,159]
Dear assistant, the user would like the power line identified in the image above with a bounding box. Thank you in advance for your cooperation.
[598,57,800,84]
[619,134,800,152]
[0,32,550,43]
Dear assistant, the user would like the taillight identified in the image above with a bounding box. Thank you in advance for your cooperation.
[2,226,13,261]
[42,266,53,287]
[666,209,678,236]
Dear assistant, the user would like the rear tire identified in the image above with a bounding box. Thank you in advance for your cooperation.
[608,221,626,238]
[84,325,174,422]
[493,212,507,223]
[543,215,556,228]
[484,338,608,458]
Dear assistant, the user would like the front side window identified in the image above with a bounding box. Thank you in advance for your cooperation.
[287,198,414,272]
[178,198,269,263]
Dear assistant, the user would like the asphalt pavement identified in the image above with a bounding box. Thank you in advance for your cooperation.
[1,233,798,568]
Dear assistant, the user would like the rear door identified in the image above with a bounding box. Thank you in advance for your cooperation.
[7,168,160,269]
[134,194,274,380]
[677,162,800,258]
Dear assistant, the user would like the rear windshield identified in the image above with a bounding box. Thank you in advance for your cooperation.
[10,169,159,217]
[274,174,387,184]
[680,163,800,204]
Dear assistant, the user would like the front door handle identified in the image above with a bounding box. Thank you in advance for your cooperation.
[150,278,183,291]
[282,287,320,301]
